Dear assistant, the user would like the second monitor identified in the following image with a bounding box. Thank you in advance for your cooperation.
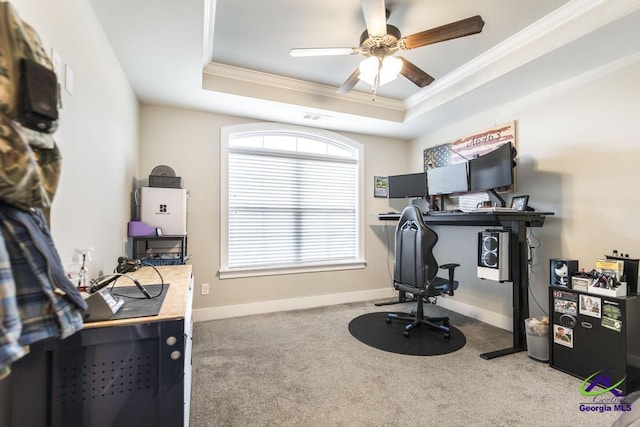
[426,162,469,195]
[388,172,427,199]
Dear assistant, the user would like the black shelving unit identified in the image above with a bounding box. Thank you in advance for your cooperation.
[132,235,188,265]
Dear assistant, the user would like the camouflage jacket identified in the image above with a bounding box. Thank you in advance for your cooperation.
[0,1,61,210]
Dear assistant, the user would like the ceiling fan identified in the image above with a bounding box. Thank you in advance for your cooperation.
[289,0,485,98]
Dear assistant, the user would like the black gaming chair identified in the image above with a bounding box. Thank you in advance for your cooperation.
[386,205,459,338]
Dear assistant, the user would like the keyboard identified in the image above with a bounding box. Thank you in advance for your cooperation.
[471,207,517,213]
[428,210,464,215]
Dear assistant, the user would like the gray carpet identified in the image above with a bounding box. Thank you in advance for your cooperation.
[190,300,621,426]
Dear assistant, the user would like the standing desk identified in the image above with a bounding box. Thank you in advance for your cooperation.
[378,210,553,359]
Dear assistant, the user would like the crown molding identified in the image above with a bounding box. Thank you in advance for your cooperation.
[404,0,640,117]
[202,62,404,111]
[202,0,217,66]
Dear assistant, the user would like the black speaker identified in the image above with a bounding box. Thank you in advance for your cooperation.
[477,230,510,281]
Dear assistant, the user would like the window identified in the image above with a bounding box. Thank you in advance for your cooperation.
[220,123,365,278]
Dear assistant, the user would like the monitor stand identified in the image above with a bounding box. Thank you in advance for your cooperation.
[487,189,506,207]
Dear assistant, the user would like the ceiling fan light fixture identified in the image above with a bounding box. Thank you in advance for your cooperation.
[358,56,379,85]
[381,55,402,82]
[357,55,402,86]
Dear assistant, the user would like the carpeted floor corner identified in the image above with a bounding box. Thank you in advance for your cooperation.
[189,300,621,427]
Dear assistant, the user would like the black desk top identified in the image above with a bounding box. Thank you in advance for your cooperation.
[377,211,554,227]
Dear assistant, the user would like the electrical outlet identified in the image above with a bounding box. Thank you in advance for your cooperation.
[201,283,209,295]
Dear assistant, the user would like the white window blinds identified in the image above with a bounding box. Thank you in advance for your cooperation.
[222,126,363,276]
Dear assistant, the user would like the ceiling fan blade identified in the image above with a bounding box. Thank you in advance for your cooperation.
[400,15,485,50]
[289,47,360,57]
[336,67,361,94]
[361,0,387,37]
[398,57,434,88]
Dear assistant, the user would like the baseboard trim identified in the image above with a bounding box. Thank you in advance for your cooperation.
[194,288,512,331]
[435,297,513,332]
[193,287,397,322]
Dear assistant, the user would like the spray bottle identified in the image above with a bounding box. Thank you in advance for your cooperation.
[73,248,94,292]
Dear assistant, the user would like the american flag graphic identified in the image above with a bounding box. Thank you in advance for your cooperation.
[423,122,516,171]
[423,143,452,170]
[452,122,516,159]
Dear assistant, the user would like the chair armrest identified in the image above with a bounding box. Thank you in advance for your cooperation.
[439,263,460,270]
[438,263,460,296]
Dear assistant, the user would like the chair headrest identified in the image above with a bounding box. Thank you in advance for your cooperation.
[397,205,423,226]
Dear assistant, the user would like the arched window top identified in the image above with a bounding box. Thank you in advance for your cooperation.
[226,123,360,161]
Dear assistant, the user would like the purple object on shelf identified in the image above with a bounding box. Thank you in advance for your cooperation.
[128,220,157,236]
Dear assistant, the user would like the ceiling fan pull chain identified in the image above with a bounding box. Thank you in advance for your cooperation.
[371,59,382,101]
[372,75,379,101]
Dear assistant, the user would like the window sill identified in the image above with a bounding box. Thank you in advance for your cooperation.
[218,260,367,279]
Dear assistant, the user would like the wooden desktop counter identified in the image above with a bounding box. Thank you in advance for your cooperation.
[0,265,194,427]
[85,264,193,329]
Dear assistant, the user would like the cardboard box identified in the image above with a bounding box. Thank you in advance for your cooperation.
[571,276,592,292]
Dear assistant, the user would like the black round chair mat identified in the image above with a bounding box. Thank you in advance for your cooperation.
[348,311,466,356]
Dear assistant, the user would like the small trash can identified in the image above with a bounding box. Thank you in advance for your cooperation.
[525,317,549,362]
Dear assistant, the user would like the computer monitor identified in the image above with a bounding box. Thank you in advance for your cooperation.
[426,162,469,195]
[468,142,514,192]
[387,173,427,199]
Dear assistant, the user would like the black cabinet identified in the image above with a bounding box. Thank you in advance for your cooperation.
[0,265,194,427]
[549,286,640,394]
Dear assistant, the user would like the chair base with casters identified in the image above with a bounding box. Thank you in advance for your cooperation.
[386,263,459,338]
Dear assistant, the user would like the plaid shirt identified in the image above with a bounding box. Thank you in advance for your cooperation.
[0,203,87,377]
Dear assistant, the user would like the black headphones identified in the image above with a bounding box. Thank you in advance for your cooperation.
[89,258,151,298]
[116,257,142,274]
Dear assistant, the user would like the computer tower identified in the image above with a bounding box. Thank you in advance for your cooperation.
[477,230,510,281]
[140,187,187,235]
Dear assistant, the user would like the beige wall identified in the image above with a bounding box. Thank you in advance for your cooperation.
[138,105,409,318]
[15,0,640,330]
[13,0,139,276]
[411,55,640,327]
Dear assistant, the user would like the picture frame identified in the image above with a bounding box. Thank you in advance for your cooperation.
[374,176,388,198]
[511,195,529,211]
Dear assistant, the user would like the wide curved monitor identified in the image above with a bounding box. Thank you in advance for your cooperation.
[468,142,514,192]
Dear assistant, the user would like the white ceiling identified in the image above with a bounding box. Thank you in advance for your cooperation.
[89,0,640,139]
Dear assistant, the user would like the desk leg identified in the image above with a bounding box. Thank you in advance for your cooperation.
[480,220,529,360]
